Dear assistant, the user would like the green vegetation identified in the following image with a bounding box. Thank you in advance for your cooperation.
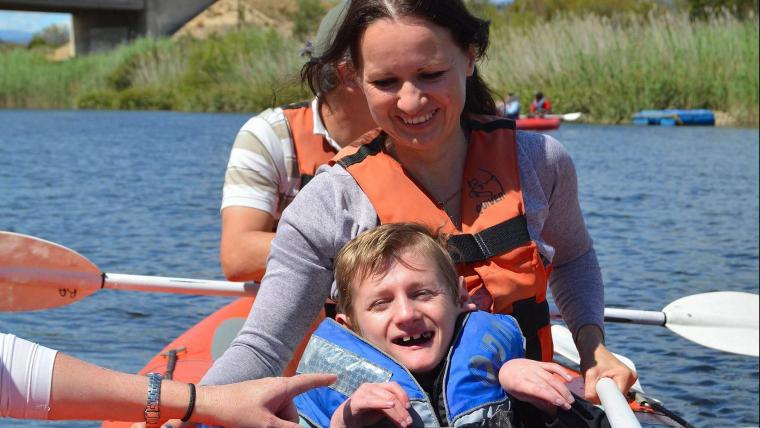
[0,8,757,126]
[483,12,759,125]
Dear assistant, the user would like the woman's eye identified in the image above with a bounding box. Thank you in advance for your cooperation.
[421,71,445,80]
[371,78,396,88]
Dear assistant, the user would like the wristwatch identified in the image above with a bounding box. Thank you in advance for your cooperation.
[145,372,163,427]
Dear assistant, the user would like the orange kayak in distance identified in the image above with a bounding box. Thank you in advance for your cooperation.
[516,116,561,130]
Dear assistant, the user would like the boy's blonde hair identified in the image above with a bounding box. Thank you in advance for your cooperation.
[334,223,460,318]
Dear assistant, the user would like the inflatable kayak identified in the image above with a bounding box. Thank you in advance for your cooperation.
[632,109,715,126]
[516,116,561,130]
[102,298,690,427]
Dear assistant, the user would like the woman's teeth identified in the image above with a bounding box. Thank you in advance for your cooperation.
[403,111,434,125]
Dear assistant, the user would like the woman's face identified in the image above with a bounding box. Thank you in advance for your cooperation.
[357,16,475,154]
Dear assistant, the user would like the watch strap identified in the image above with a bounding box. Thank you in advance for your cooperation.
[145,372,162,427]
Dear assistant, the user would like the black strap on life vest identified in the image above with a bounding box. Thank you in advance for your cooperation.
[447,215,531,264]
[281,100,311,110]
[512,297,550,361]
[336,134,384,169]
[301,174,314,188]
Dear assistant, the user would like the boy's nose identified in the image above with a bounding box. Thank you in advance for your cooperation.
[393,297,421,324]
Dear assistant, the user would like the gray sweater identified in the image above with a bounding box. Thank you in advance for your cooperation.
[202,131,604,384]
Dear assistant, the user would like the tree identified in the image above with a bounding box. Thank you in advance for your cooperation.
[27,24,70,49]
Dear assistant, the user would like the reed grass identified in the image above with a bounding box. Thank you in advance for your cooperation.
[0,11,757,126]
[483,11,759,125]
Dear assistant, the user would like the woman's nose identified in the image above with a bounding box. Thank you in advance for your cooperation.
[396,81,427,114]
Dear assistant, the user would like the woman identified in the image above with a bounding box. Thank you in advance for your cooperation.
[204,0,636,403]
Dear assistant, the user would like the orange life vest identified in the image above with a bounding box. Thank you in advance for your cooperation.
[282,101,340,186]
[333,116,553,361]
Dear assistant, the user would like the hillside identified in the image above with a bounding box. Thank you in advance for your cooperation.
[172,0,304,40]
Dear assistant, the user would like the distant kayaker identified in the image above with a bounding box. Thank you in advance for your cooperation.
[204,0,637,404]
[0,332,335,427]
[219,0,376,282]
[295,223,612,427]
[530,91,551,117]
[503,92,521,119]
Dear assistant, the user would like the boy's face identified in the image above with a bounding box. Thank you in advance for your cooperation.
[336,250,465,373]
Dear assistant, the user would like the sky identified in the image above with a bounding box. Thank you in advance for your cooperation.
[0,11,71,33]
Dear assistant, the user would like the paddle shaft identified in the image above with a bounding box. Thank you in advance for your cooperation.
[550,306,666,326]
[597,378,642,428]
[104,273,257,297]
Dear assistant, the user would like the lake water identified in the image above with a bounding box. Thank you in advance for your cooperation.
[1,110,758,427]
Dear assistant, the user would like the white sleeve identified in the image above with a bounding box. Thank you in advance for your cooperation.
[221,112,294,218]
[0,333,58,419]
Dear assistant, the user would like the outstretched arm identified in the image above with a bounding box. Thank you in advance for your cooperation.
[2,333,335,426]
[51,354,337,426]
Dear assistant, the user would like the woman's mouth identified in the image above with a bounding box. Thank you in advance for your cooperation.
[401,110,436,125]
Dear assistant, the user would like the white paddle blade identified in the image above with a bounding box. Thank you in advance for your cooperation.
[562,112,582,121]
[664,291,759,357]
[0,231,101,311]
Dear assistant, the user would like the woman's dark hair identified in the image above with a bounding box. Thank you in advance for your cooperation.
[301,0,497,116]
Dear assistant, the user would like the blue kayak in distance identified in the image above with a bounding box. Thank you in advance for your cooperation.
[632,109,715,126]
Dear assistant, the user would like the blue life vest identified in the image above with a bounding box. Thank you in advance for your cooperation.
[294,311,525,427]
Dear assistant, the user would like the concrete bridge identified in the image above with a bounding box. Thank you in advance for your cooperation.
[0,0,215,54]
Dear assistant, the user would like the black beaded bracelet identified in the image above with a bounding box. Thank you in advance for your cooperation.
[180,383,196,423]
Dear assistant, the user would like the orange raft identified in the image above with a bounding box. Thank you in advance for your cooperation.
[102,298,689,427]
[516,116,561,131]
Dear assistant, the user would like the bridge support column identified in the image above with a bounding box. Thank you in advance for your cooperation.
[72,10,142,54]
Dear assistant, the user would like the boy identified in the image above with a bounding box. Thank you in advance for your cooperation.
[294,223,579,427]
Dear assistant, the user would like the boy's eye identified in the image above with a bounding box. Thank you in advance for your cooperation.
[413,289,435,300]
[369,299,390,311]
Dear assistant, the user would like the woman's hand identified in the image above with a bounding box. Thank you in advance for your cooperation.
[498,358,575,415]
[576,325,638,403]
[330,382,412,428]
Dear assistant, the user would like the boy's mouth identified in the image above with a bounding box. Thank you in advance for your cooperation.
[393,331,433,347]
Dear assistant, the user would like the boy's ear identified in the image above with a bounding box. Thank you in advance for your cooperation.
[457,276,478,312]
[335,312,353,329]
[457,276,469,306]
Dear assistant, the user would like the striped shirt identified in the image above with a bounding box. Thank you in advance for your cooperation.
[221,99,341,219]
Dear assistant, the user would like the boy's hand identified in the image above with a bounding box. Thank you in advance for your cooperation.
[330,382,412,428]
[498,359,575,415]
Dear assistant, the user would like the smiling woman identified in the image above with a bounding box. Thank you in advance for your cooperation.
[202,0,636,409]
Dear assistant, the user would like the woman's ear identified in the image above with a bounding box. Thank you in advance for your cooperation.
[337,61,361,89]
[335,312,354,329]
[465,45,476,77]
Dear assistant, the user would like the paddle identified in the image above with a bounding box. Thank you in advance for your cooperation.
[0,231,257,312]
[2,231,758,357]
[550,293,759,357]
